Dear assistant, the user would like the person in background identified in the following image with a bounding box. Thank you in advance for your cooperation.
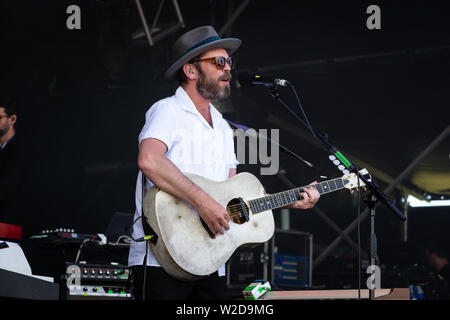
[424,239,450,299]
[0,95,26,230]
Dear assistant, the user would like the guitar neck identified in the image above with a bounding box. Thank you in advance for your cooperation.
[248,177,346,214]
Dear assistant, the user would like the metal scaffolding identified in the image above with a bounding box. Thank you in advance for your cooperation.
[314,125,449,268]
[133,0,185,46]
[132,0,251,47]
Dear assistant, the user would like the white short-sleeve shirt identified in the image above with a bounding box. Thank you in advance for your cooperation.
[128,86,238,277]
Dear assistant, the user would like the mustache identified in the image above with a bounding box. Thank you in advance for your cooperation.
[218,72,232,81]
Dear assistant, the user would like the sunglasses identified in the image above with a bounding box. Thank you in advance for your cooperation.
[192,56,234,70]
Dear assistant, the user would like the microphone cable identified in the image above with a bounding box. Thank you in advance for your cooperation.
[289,83,319,142]
[286,82,363,298]
[129,215,154,301]
[225,118,330,178]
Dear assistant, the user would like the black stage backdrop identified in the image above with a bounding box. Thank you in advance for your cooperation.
[1,0,449,288]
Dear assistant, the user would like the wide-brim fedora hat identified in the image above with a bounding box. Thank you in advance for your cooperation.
[164,25,241,81]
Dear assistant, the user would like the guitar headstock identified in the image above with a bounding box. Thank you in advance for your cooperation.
[342,168,372,192]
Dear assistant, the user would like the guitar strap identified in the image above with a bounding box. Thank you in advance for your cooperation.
[140,171,158,245]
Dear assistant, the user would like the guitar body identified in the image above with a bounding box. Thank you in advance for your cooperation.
[142,172,275,281]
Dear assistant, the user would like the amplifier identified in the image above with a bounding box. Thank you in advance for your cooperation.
[226,230,313,290]
[64,262,132,300]
[29,229,106,244]
[226,242,270,289]
[271,229,313,288]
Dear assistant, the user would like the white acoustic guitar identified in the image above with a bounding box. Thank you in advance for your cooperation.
[142,169,371,281]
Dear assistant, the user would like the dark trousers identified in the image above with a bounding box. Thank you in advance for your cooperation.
[130,265,226,300]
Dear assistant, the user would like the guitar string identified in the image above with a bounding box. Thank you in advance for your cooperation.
[205,176,356,221]
[206,178,346,217]
[225,186,314,212]
[225,180,346,217]
[225,188,306,215]
[225,187,308,212]
[225,178,347,212]
[226,190,327,219]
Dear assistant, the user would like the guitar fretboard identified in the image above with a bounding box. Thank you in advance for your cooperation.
[248,177,347,214]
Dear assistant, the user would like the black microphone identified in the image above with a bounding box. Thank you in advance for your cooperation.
[237,71,291,87]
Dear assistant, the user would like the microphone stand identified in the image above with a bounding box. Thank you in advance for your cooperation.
[266,85,406,300]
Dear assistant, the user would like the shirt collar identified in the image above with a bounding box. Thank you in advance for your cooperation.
[175,86,198,115]
[175,86,224,128]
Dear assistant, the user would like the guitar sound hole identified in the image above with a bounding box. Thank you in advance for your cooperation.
[227,198,250,225]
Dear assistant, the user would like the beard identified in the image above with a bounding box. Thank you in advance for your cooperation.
[196,66,231,101]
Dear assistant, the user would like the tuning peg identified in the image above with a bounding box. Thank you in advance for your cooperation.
[338,165,345,171]
[343,169,350,175]
[329,155,336,161]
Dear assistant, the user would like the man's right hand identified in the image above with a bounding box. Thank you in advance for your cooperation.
[195,197,230,235]
[139,138,231,236]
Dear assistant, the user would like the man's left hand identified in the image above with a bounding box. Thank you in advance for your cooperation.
[288,181,320,210]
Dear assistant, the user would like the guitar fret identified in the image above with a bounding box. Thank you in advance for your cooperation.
[281,192,288,204]
[296,188,303,201]
[254,200,259,213]
[276,194,281,207]
[291,189,298,202]
[249,174,353,216]
[256,200,260,213]
[269,196,274,208]
[328,180,334,191]
[249,201,255,214]
[262,198,269,212]
[282,192,289,206]
[258,199,264,212]
[281,193,286,207]
[335,179,341,189]
[330,180,337,191]
[250,200,255,213]
[316,184,324,195]
[288,190,295,202]
[322,181,330,194]
[286,192,292,205]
